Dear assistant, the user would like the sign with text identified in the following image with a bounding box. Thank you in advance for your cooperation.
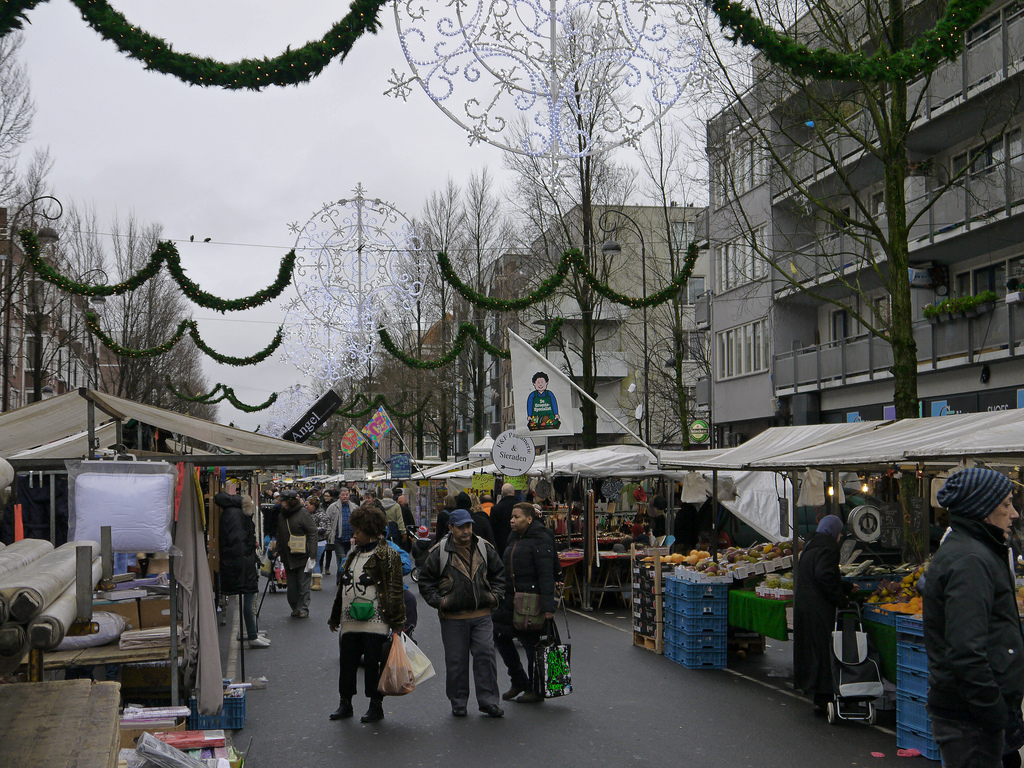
[472,473,497,492]
[281,389,343,443]
[390,453,412,480]
[491,429,537,475]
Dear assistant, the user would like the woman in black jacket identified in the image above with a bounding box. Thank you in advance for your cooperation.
[217,491,270,649]
[493,502,561,704]
[793,514,850,711]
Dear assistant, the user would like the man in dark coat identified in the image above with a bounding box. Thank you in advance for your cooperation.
[490,484,518,556]
[455,491,497,548]
[275,490,318,618]
[217,490,269,648]
[925,468,1024,767]
[793,515,851,711]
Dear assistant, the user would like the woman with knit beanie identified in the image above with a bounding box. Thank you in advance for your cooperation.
[925,467,1024,768]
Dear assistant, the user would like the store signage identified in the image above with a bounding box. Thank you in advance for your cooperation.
[689,419,710,444]
[344,469,366,482]
[281,389,343,443]
[391,453,412,480]
[491,429,536,475]
[472,473,495,491]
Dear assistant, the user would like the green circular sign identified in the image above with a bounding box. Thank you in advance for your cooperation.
[689,419,710,443]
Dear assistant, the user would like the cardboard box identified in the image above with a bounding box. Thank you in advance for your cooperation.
[139,598,172,628]
[119,720,185,750]
[97,599,140,631]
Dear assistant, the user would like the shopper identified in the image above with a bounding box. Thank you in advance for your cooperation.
[275,489,317,618]
[328,504,406,723]
[494,502,559,703]
[461,491,496,548]
[307,496,329,573]
[490,484,517,556]
[330,487,356,584]
[380,488,404,541]
[435,494,456,541]
[319,488,339,576]
[216,490,269,648]
[925,468,1024,768]
[419,508,506,718]
[793,514,853,712]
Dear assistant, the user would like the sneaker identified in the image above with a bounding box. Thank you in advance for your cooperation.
[502,686,524,701]
[298,610,309,618]
[247,636,271,649]
[480,704,505,718]
[515,692,544,704]
[291,609,301,618]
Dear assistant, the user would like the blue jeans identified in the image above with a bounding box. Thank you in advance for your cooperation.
[930,712,1003,768]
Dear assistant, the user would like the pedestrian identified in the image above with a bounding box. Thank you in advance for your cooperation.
[480,494,494,517]
[397,494,416,552]
[380,487,404,540]
[307,496,330,572]
[418,508,506,718]
[490,484,517,556]
[461,491,496,548]
[925,468,1024,768]
[494,502,559,704]
[216,490,270,649]
[435,494,456,541]
[330,487,356,584]
[319,488,339,576]
[275,489,318,618]
[327,504,406,723]
[650,496,668,539]
[793,514,854,713]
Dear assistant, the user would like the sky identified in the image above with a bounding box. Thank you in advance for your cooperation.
[14,1,514,431]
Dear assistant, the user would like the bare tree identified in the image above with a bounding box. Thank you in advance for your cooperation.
[0,33,34,204]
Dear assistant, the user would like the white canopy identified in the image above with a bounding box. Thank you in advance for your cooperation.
[467,435,495,458]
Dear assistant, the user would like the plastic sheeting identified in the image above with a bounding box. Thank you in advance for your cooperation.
[27,557,102,650]
[0,540,99,623]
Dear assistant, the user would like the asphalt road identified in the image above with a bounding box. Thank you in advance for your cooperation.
[221,580,916,767]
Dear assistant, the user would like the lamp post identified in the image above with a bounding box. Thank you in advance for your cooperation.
[78,268,108,390]
[2,196,62,411]
[600,209,650,444]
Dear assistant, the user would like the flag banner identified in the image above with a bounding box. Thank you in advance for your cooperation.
[361,406,394,444]
[340,426,365,455]
[509,331,578,437]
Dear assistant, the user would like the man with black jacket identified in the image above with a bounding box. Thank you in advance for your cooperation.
[419,509,506,718]
[925,468,1024,768]
[490,484,517,556]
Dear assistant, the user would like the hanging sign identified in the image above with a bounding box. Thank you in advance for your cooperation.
[391,453,412,480]
[689,419,710,444]
[509,331,577,437]
[491,429,537,475]
[504,474,529,490]
[472,473,496,491]
[281,389,343,443]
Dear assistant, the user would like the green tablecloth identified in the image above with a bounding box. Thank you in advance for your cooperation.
[728,589,792,641]
[862,617,898,683]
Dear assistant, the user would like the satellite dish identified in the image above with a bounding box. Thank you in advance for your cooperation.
[848,504,882,543]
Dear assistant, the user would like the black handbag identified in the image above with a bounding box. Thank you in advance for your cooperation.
[531,616,572,698]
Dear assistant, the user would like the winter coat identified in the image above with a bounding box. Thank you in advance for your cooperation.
[217,491,258,595]
[328,538,407,633]
[276,504,318,570]
[471,510,497,548]
[490,495,517,555]
[793,531,850,697]
[493,520,560,634]
[419,533,505,618]
[381,499,403,530]
[925,517,1024,729]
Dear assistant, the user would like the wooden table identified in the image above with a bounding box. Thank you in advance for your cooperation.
[728,589,793,641]
[0,679,121,768]
[19,643,174,670]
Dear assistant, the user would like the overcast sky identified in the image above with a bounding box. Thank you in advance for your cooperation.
[15,1,518,431]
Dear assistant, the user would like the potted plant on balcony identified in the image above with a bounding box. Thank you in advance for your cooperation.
[1007,276,1023,304]
[974,289,998,314]
[923,299,950,324]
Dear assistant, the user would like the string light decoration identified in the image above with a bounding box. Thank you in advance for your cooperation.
[18,230,295,312]
[708,0,989,81]
[85,311,283,366]
[0,0,393,90]
[282,184,427,383]
[389,0,707,159]
[166,378,279,412]
[258,383,321,437]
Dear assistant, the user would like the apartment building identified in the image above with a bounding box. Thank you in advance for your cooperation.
[699,0,1024,445]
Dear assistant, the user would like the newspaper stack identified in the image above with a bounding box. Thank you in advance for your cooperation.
[119,627,171,650]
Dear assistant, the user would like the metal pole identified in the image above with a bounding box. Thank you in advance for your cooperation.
[642,239,649,445]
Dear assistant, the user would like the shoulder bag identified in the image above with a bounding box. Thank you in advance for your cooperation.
[511,541,546,632]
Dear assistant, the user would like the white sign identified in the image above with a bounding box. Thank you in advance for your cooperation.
[508,331,578,437]
[491,430,536,476]
[344,468,367,482]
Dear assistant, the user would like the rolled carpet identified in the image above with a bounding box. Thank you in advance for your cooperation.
[27,557,103,651]
[0,540,100,624]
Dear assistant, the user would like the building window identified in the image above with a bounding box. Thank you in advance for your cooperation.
[831,309,851,341]
[424,438,439,459]
[716,319,768,380]
[685,276,705,305]
[672,220,694,251]
[714,226,766,293]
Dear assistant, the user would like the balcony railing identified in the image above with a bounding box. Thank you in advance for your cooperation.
[773,301,1024,393]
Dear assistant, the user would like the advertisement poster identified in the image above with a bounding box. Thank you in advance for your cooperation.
[509,331,577,438]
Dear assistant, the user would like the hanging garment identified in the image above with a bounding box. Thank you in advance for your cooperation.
[797,469,826,507]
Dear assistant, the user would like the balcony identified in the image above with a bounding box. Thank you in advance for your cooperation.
[773,300,1024,394]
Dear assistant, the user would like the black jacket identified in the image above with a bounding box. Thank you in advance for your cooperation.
[471,510,496,548]
[419,534,505,617]
[217,492,258,595]
[793,531,850,697]
[490,495,517,555]
[494,520,560,633]
[276,504,318,570]
[925,517,1024,728]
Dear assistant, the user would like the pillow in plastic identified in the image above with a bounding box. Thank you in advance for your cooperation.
[56,611,126,651]
[72,471,175,552]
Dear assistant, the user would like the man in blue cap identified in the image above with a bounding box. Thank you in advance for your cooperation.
[925,467,1024,767]
[419,507,506,718]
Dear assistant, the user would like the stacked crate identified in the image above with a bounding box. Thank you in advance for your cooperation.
[663,576,729,669]
[631,556,663,652]
[895,615,939,761]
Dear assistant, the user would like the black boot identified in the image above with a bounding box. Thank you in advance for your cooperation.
[360,698,384,723]
[329,699,353,720]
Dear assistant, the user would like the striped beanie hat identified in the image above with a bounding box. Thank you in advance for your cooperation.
[936,468,1012,521]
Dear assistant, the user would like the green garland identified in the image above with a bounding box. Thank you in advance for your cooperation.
[439,244,699,312]
[337,393,432,419]
[379,318,564,370]
[0,1,43,36]
[166,378,278,412]
[86,310,283,365]
[65,0,388,89]
[19,230,295,312]
[709,0,989,82]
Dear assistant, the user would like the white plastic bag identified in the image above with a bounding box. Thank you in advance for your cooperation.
[401,631,435,685]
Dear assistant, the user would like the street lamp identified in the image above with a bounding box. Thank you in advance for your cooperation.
[79,268,108,390]
[600,209,650,444]
[1,196,62,411]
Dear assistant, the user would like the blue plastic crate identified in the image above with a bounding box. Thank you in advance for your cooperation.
[679,614,729,634]
[189,691,246,730]
[896,692,931,735]
[681,648,727,669]
[896,725,940,761]
[680,581,730,600]
[681,631,727,652]
[896,639,928,674]
[896,614,924,637]
[896,666,929,699]
[663,623,682,645]
[664,576,685,598]
[664,641,684,663]
[861,604,896,626]
[680,597,728,619]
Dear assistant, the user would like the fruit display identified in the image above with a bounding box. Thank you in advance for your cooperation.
[863,564,927,615]
[653,542,798,583]
[755,571,794,599]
